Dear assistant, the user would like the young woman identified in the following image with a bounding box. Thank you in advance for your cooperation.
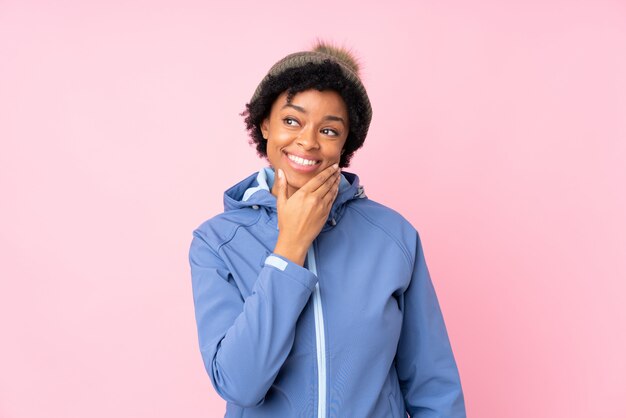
[189,41,466,417]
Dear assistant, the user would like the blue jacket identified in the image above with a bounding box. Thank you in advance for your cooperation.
[189,167,466,417]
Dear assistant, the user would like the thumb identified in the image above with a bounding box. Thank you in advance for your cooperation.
[276,168,287,207]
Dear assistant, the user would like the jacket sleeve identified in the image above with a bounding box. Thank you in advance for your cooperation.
[395,229,466,417]
[189,228,318,408]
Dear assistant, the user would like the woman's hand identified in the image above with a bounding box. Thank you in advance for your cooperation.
[273,164,341,266]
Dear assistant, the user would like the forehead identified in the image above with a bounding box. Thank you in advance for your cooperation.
[272,89,348,116]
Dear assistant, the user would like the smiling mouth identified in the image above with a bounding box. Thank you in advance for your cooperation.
[284,152,321,166]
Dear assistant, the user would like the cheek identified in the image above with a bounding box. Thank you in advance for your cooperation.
[268,127,294,146]
[327,142,345,157]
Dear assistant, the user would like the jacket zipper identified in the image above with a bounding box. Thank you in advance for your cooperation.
[307,243,326,418]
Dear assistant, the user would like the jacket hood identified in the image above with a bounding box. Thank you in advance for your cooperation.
[223,166,366,228]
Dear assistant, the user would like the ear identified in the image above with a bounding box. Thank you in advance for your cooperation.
[260,117,269,140]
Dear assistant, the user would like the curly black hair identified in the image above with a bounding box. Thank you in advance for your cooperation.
[241,59,370,168]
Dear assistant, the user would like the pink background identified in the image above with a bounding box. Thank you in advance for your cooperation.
[1,1,625,417]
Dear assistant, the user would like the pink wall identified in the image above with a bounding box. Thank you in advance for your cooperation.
[1,1,625,417]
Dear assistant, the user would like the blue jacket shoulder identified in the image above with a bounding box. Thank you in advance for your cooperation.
[348,198,420,265]
[192,208,261,249]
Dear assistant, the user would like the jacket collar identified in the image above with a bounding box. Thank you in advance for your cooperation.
[223,166,366,228]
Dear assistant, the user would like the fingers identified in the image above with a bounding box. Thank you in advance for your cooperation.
[319,169,341,199]
[298,163,339,194]
[275,168,287,207]
[322,171,341,206]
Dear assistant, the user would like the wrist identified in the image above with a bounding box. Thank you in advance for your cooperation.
[273,241,308,267]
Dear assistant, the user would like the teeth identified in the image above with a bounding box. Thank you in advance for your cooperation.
[288,153,318,166]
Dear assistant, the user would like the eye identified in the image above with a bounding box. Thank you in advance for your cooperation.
[283,117,300,127]
[321,128,339,137]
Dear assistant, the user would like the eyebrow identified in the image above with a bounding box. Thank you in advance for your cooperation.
[281,103,346,126]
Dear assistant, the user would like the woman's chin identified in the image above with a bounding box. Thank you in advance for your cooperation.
[285,177,307,191]
[283,167,316,182]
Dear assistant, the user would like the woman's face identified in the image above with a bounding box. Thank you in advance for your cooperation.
[261,88,349,199]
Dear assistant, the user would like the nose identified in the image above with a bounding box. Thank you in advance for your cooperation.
[296,126,320,150]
